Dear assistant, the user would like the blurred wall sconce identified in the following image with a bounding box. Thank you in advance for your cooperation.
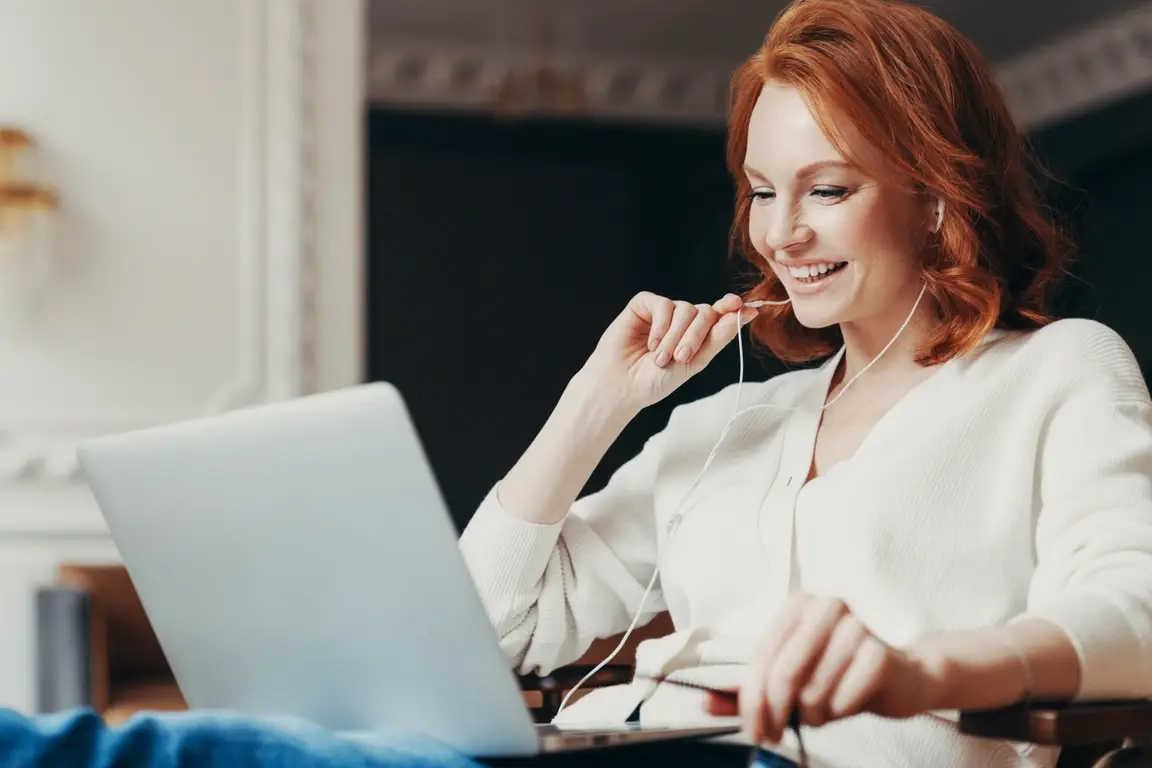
[490,64,588,117]
[0,126,58,328]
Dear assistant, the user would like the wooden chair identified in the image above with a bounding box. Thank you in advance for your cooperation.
[517,612,675,719]
[959,704,1152,767]
[36,565,1152,766]
[519,613,1152,768]
[36,563,186,724]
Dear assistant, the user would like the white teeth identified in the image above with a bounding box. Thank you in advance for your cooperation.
[788,262,842,278]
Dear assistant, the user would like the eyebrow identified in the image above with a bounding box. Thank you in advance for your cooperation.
[743,159,854,180]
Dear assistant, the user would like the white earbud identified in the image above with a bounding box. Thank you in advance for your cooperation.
[934,199,944,233]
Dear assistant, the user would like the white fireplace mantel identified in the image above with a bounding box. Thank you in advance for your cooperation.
[0,0,319,488]
[0,0,363,714]
[0,0,366,536]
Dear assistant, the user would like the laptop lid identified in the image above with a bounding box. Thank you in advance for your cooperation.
[77,382,540,757]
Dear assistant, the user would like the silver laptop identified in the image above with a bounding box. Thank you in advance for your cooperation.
[76,382,740,757]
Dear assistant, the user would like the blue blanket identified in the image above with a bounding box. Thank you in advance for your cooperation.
[0,709,801,767]
[0,708,482,768]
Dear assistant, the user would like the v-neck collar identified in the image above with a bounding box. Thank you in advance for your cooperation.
[799,326,1010,482]
[771,328,1007,599]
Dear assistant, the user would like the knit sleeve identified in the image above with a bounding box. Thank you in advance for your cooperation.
[458,428,668,677]
[1023,325,1152,700]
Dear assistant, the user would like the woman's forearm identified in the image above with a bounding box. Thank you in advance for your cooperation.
[911,617,1082,712]
[496,370,636,525]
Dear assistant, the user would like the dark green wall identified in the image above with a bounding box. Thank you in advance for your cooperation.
[365,92,1152,527]
[1029,88,1152,375]
[364,110,754,525]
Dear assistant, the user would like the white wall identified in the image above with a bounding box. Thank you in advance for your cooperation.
[0,0,363,713]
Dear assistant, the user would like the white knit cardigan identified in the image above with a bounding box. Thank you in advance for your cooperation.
[460,318,1152,768]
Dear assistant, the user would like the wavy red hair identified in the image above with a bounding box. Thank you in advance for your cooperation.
[728,0,1072,365]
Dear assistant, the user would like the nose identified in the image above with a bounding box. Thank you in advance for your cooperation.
[763,204,813,256]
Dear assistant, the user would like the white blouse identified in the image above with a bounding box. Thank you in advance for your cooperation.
[459,318,1152,768]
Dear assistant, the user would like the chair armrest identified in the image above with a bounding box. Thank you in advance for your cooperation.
[35,587,93,713]
[519,665,635,722]
[959,700,1152,746]
[519,664,634,692]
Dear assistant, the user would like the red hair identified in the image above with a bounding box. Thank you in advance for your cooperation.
[728,0,1072,365]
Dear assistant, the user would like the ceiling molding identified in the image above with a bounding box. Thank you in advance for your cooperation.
[367,1,1152,131]
[367,41,736,126]
[997,1,1152,130]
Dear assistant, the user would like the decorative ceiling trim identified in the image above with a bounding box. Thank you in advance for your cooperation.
[367,1,1152,131]
[997,1,1152,130]
[367,41,736,126]
[0,0,321,486]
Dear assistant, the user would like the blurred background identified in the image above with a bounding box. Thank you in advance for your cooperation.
[0,0,1150,724]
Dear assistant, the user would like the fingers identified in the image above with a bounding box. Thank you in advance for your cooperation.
[646,298,673,353]
[651,301,697,367]
[713,595,904,740]
[713,293,745,314]
[762,598,848,739]
[740,594,805,744]
[673,304,720,364]
[704,690,740,717]
[828,636,891,718]
[798,615,867,726]
[638,293,747,368]
[695,300,756,369]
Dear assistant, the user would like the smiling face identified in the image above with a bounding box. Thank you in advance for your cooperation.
[743,82,934,331]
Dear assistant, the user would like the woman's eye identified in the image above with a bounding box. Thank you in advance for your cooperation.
[812,186,849,200]
[748,189,775,203]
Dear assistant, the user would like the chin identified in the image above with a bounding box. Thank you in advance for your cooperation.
[773,263,857,328]
[788,289,856,328]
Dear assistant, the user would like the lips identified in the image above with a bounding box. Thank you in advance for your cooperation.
[778,259,849,295]
[787,261,847,283]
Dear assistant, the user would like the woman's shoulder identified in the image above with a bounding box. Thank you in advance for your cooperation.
[985,318,1148,402]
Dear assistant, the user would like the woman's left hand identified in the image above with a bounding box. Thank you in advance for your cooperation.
[705,592,946,744]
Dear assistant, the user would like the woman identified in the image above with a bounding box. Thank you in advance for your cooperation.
[459,0,1152,766]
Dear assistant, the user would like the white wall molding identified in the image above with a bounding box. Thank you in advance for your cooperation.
[258,0,322,404]
[368,2,1152,130]
[211,0,320,412]
[0,0,321,487]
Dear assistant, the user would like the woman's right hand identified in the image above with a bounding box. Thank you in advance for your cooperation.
[491,291,753,527]
[582,292,754,415]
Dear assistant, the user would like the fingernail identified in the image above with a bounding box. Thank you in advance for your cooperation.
[655,350,670,367]
[648,337,657,352]
[673,346,688,363]
[740,310,755,326]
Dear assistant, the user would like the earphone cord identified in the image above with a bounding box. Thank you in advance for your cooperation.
[550,282,927,719]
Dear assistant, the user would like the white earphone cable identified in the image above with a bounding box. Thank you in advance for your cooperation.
[551,283,927,719]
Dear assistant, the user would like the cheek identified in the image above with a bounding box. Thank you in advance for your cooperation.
[810,203,876,249]
[813,202,918,277]
[854,195,926,261]
[747,208,771,258]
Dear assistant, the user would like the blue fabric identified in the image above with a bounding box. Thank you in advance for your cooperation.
[752,747,799,768]
[0,708,482,768]
[0,707,800,767]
